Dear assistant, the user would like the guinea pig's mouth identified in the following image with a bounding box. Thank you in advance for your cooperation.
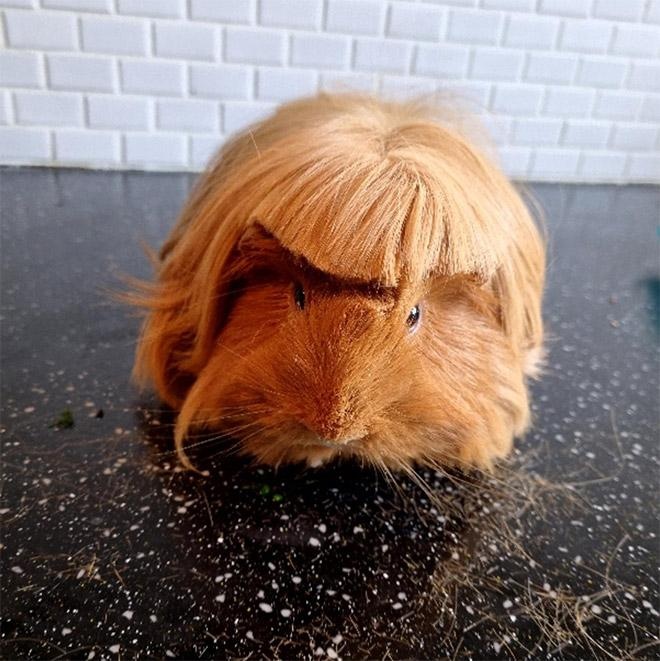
[304,435,364,449]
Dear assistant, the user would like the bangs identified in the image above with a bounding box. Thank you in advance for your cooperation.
[243,125,513,288]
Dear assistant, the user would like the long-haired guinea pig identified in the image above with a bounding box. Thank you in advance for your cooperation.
[131,93,545,471]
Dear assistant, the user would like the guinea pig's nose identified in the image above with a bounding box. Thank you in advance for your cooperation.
[302,409,366,445]
[299,385,367,445]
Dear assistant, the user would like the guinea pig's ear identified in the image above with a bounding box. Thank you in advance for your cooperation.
[238,222,292,265]
[490,197,546,376]
[225,222,299,282]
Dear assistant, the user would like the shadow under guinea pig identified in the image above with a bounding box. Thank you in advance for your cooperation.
[133,402,651,661]
[134,401,501,659]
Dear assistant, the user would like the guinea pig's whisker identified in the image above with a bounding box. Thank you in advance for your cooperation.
[181,407,274,429]
[157,434,229,457]
[374,456,408,505]
[206,425,275,462]
[201,435,246,462]
[144,404,272,434]
[396,460,445,510]
[191,417,265,440]
[155,413,267,455]
[425,454,530,502]
[154,424,256,459]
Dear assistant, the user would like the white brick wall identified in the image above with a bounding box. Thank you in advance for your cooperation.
[0,1,658,182]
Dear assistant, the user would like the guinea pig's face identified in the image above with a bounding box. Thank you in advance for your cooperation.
[181,228,528,470]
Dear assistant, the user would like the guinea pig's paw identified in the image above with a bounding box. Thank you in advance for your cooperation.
[305,447,335,468]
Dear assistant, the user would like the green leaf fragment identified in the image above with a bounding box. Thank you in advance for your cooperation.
[49,408,74,429]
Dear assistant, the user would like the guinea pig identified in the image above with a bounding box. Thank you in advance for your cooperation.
[131,93,545,472]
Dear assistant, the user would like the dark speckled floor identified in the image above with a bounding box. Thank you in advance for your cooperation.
[1,169,658,660]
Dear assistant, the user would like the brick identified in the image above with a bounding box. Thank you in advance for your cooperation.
[387,2,443,41]
[593,0,645,21]
[612,124,658,151]
[628,64,660,93]
[479,114,512,145]
[512,118,562,146]
[15,91,83,126]
[81,17,149,56]
[42,0,111,11]
[0,52,43,88]
[647,1,660,23]
[223,101,275,134]
[0,0,36,6]
[291,34,350,69]
[580,152,626,179]
[531,149,579,178]
[471,49,523,81]
[496,147,532,178]
[525,53,577,84]
[117,0,184,18]
[121,60,185,96]
[155,23,216,61]
[47,54,114,92]
[577,58,627,88]
[125,134,187,167]
[380,76,438,100]
[326,0,384,35]
[88,95,150,130]
[628,154,660,181]
[157,99,218,132]
[594,92,642,120]
[190,0,253,23]
[0,127,50,160]
[320,72,376,93]
[447,10,502,45]
[491,85,542,115]
[443,81,491,107]
[560,20,612,53]
[414,44,469,78]
[538,0,590,17]
[425,0,476,5]
[190,64,251,100]
[55,129,119,163]
[482,0,533,9]
[0,92,11,125]
[354,39,411,74]
[562,120,611,147]
[5,10,77,50]
[612,25,660,57]
[225,28,286,65]
[504,15,558,49]
[543,88,594,117]
[640,96,660,122]
[191,135,221,169]
[260,0,322,29]
[257,68,318,101]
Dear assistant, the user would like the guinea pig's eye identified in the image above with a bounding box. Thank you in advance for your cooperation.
[293,282,306,310]
[405,304,421,331]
